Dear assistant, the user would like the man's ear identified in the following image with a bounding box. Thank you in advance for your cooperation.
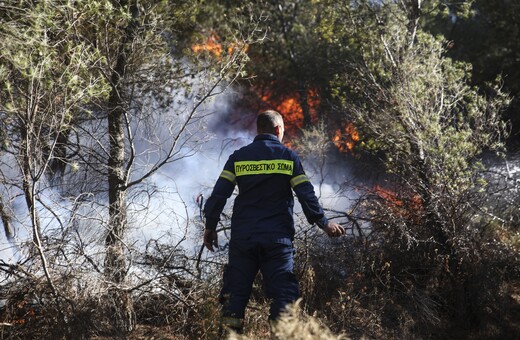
[274,125,284,142]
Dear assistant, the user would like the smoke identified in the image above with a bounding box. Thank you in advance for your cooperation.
[0,82,358,269]
[126,83,362,254]
[126,86,255,253]
[0,153,27,262]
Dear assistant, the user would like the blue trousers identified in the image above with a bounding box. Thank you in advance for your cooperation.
[219,236,299,321]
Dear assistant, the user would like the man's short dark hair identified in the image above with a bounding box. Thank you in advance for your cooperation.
[257,110,283,134]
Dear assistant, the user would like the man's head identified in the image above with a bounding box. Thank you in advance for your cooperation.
[257,110,285,142]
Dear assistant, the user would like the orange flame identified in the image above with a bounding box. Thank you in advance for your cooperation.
[192,33,247,58]
[260,88,320,138]
[333,122,359,154]
[192,33,223,57]
[373,184,423,220]
[374,184,405,207]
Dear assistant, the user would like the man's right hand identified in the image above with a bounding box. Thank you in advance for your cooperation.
[203,229,218,251]
[323,222,345,238]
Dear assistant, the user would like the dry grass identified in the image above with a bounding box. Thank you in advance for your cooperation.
[228,299,349,340]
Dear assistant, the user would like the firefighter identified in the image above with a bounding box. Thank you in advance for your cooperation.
[203,110,345,334]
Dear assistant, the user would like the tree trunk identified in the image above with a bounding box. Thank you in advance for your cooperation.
[20,124,43,247]
[106,97,127,284]
[405,0,421,49]
[102,1,138,335]
[103,68,135,337]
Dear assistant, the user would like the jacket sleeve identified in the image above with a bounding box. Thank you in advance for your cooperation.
[203,157,236,230]
[290,157,328,229]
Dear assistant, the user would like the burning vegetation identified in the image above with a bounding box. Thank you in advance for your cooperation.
[332,122,360,154]
[370,184,423,222]
[259,87,320,139]
[256,86,361,154]
[191,32,224,57]
[1,0,519,339]
[191,32,248,59]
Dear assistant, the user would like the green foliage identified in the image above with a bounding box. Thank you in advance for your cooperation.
[327,1,509,192]
[0,1,110,148]
[312,0,517,336]
[222,0,343,124]
[423,0,520,142]
[0,0,255,337]
[0,0,517,339]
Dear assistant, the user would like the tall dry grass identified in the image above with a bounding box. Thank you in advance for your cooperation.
[228,299,349,340]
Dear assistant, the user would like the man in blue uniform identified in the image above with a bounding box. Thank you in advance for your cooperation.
[203,110,345,333]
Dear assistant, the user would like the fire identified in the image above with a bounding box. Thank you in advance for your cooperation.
[372,184,423,220]
[191,32,248,58]
[374,184,406,207]
[333,122,359,154]
[191,33,223,57]
[260,88,320,138]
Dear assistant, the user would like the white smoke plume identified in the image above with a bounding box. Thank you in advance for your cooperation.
[0,83,359,273]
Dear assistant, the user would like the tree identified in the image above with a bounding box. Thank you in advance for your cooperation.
[0,1,111,335]
[212,0,340,133]
[316,0,513,334]
[0,0,256,337]
[96,0,252,333]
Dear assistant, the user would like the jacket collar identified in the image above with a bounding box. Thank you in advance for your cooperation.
[254,133,280,143]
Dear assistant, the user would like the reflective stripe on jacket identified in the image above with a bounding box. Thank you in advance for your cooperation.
[204,134,327,239]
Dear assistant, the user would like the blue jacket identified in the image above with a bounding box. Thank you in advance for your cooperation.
[204,134,328,239]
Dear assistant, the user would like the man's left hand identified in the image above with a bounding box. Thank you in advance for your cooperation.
[323,222,345,238]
